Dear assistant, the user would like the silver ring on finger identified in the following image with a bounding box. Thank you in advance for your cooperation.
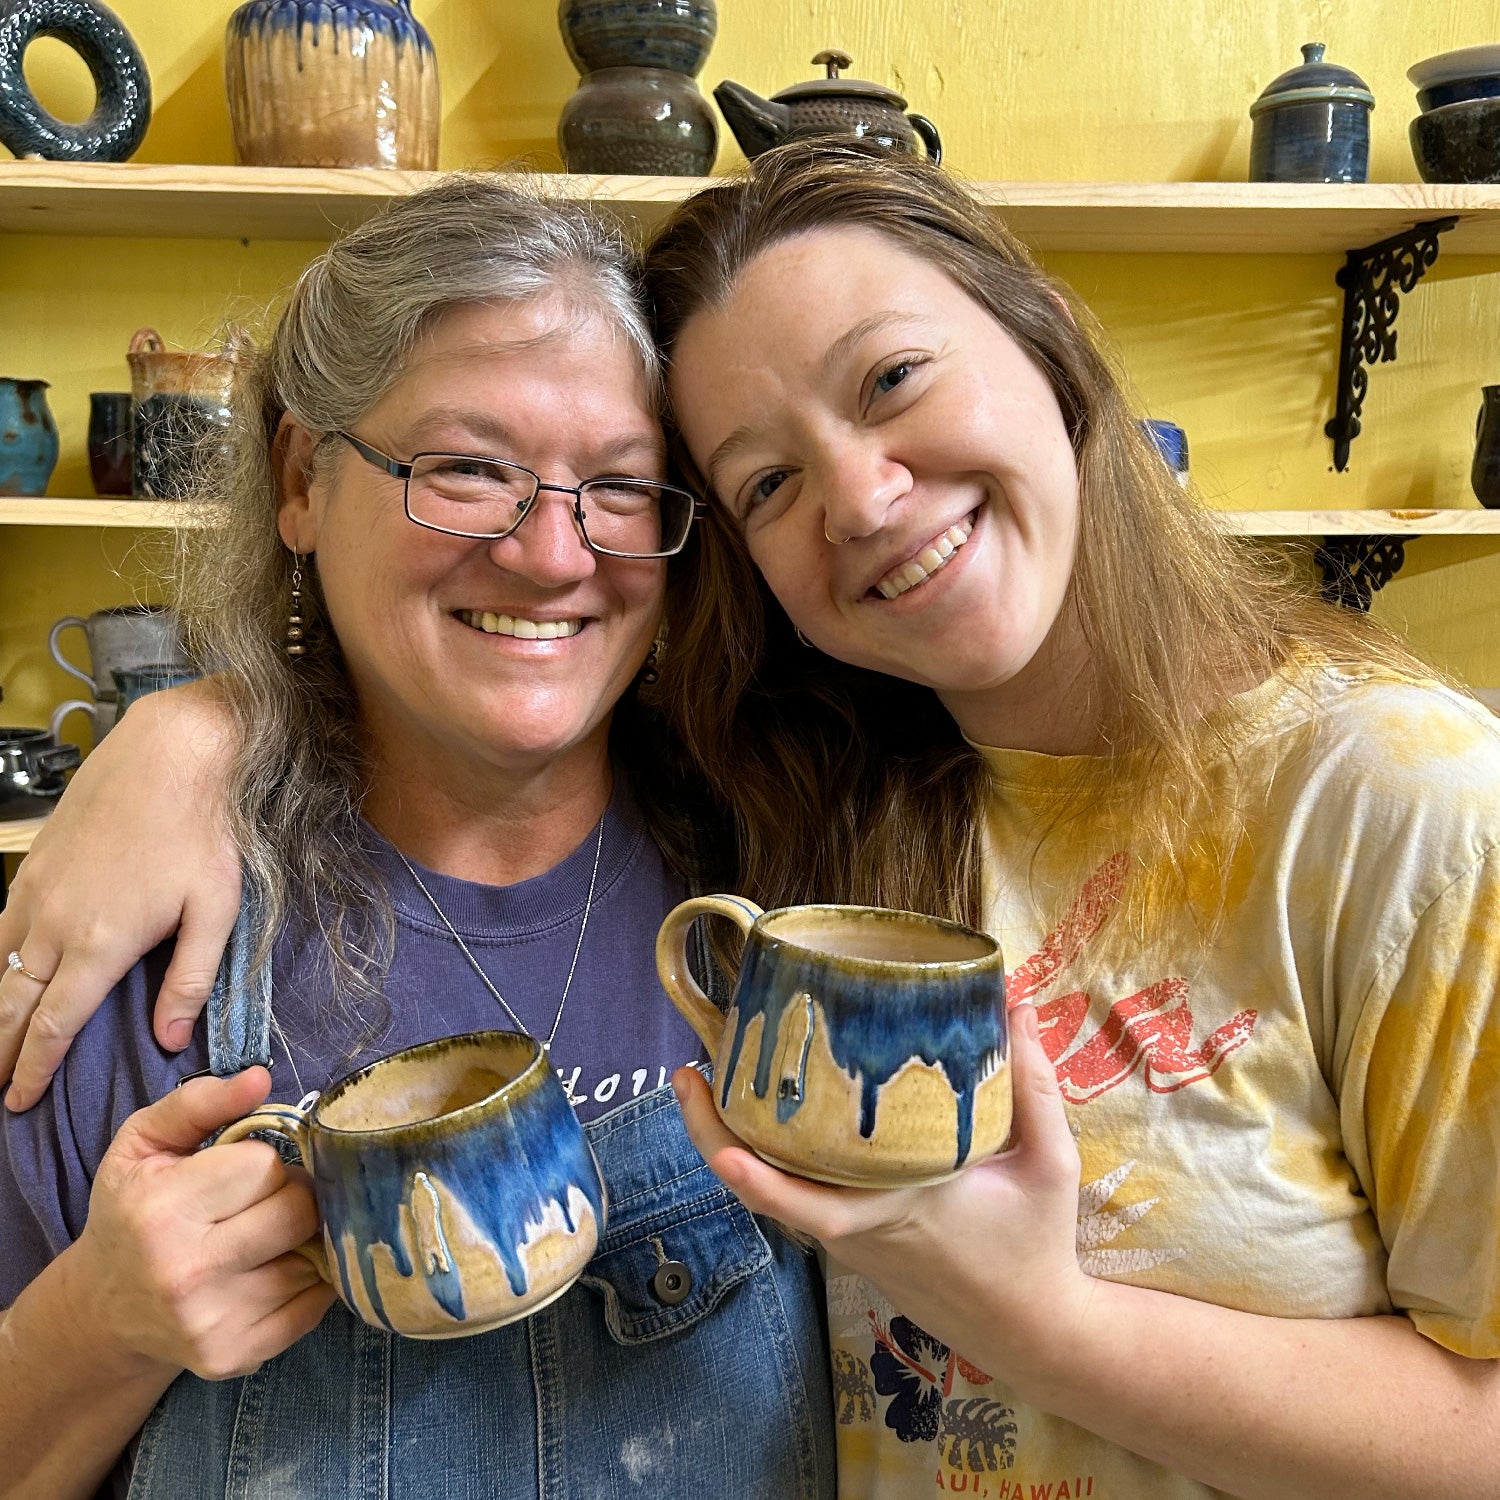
[6,950,52,985]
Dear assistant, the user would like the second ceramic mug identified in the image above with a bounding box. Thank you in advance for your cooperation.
[210,1030,608,1339]
[656,897,1010,1187]
[49,604,188,701]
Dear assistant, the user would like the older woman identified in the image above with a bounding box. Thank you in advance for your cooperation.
[0,175,833,1499]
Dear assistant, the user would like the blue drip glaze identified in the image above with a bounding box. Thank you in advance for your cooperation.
[314,1061,604,1329]
[722,938,1006,1170]
[229,1,430,55]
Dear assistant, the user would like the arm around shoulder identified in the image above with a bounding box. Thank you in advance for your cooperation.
[0,678,243,1109]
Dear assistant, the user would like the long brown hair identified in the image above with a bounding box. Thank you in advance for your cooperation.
[642,142,1437,929]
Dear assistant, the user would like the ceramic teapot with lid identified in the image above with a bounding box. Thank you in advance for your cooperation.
[713,50,941,163]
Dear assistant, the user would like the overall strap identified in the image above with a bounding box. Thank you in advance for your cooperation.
[205,870,274,1076]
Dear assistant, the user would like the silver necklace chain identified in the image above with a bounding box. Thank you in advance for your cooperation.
[395,815,606,1050]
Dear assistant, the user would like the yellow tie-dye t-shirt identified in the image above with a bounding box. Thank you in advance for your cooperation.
[827,665,1500,1499]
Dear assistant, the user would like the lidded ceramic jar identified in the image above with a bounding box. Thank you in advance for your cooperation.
[557,0,718,175]
[225,0,440,169]
[1249,42,1373,183]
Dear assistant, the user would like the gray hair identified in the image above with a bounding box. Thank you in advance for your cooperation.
[173,174,658,1032]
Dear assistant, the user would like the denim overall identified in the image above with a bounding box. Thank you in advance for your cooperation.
[124,890,836,1499]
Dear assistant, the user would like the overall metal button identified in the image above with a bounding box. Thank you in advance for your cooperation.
[650,1260,692,1306]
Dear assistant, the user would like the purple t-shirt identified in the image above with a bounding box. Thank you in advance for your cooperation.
[0,785,706,1309]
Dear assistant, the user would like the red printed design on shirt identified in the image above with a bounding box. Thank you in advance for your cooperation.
[1009,853,1259,1104]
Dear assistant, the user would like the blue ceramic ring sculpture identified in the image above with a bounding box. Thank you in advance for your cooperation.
[0,0,151,162]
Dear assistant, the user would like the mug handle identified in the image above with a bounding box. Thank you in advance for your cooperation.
[49,699,94,742]
[48,617,94,691]
[211,1104,330,1279]
[655,894,763,1053]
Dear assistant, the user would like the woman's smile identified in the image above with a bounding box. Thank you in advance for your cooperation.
[867,509,976,601]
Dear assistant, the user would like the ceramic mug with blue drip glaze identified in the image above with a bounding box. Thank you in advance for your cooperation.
[657,897,1011,1187]
[211,1031,607,1338]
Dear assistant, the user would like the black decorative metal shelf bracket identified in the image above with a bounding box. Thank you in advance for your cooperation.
[1314,534,1407,611]
[1325,216,1458,473]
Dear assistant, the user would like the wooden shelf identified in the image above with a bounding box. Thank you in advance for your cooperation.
[1213,509,1500,535]
[0,816,47,855]
[2,164,1500,252]
[0,497,213,527]
[3,498,1499,536]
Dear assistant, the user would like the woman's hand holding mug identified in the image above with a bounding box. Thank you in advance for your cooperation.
[66,1068,334,1382]
[672,1000,1095,1398]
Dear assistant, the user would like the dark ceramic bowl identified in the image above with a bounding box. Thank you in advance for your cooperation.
[1410,97,1500,182]
[1418,75,1500,112]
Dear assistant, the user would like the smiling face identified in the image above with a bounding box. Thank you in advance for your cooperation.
[279,294,665,792]
[669,226,1095,747]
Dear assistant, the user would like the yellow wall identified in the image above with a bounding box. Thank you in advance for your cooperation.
[5,0,1500,752]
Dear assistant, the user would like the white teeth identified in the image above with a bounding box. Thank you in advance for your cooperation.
[873,516,974,600]
[461,610,582,639]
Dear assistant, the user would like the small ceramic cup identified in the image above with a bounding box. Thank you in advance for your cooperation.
[656,896,1010,1187]
[210,1030,608,1339]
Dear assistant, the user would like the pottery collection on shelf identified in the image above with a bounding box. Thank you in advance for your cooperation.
[225,0,440,169]
[714,49,942,162]
[557,0,719,175]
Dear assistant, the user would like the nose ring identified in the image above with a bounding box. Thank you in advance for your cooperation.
[823,522,849,546]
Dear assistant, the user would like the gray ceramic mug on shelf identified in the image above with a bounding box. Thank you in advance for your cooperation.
[49,605,189,702]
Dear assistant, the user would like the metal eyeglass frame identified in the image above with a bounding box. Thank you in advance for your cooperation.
[334,430,703,559]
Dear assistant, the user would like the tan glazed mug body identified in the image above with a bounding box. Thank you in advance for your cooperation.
[210,1030,607,1339]
[656,896,1011,1188]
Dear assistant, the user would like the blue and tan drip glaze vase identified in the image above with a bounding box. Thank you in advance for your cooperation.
[225,0,439,169]
[557,0,718,175]
[658,897,1011,1187]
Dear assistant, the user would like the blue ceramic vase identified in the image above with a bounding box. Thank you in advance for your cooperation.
[0,0,151,162]
[557,0,718,175]
[0,379,59,497]
[225,0,440,169]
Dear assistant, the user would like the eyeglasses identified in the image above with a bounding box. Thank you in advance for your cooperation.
[334,431,702,559]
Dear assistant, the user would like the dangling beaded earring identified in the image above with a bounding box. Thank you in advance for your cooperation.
[285,555,307,659]
[640,632,663,685]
